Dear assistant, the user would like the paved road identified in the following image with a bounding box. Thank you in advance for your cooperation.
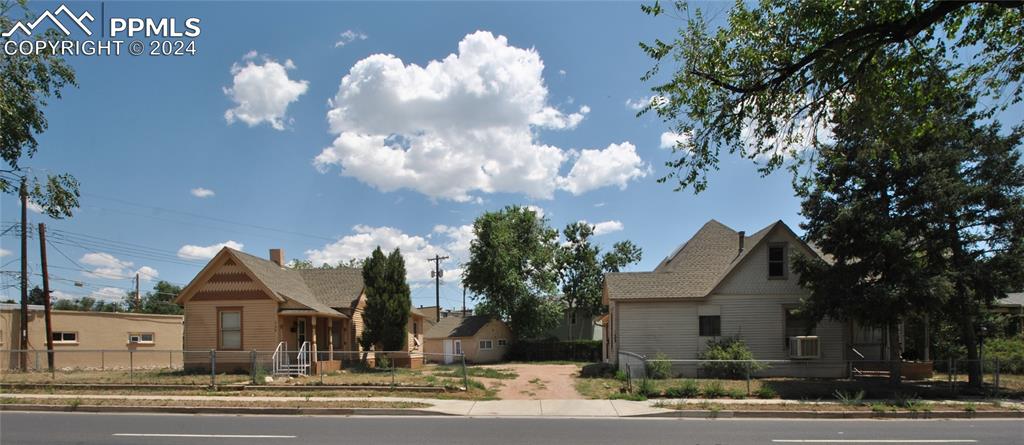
[0,412,1021,444]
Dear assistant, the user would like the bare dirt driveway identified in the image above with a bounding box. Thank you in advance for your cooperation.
[478,363,583,400]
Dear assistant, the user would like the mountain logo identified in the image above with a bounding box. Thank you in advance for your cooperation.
[2,4,94,37]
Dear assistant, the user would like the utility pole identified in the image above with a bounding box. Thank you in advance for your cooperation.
[39,223,54,371]
[19,177,28,371]
[462,287,466,317]
[135,272,141,311]
[427,255,449,323]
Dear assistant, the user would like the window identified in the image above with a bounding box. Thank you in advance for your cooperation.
[785,308,816,347]
[219,309,242,350]
[128,333,154,344]
[52,332,78,344]
[497,339,507,347]
[768,244,787,278]
[479,339,493,350]
[698,316,721,336]
[413,322,418,336]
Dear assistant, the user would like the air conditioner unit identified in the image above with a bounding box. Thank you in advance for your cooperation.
[789,336,820,359]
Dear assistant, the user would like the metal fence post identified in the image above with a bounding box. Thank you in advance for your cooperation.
[209,349,216,388]
[745,361,751,396]
[994,358,1000,397]
[101,350,105,370]
[250,350,257,384]
[34,350,39,370]
[461,353,468,390]
[391,353,396,388]
[951,359,957,394]
[170,350,173,369]
[130,350,134,385]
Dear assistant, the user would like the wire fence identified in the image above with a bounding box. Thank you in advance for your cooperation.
[0,349,468,389]
[616,351,1024,397]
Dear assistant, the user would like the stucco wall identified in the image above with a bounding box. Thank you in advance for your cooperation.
[1,308,182,370]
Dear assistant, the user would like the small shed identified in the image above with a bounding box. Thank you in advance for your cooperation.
[423,315,511,364]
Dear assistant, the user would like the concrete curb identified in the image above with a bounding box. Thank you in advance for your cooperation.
[0,404,451,416]
[1,383,451,393]
[627,410,1024,419]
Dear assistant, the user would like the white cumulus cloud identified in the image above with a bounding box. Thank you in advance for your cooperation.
[314,31,636,202]
[590,220,624,236]
[626,95,665,111]
[335,29,368,47]
[90,287,126,302]
[557,142,649,195]
[224,52,309,130]
[190,187,215,198]
[136,266,160,281]
[307,224,474,283]
[660,131,692,150]
[0,248,9,258]
[79,252,158,281]
[177,240,244,260]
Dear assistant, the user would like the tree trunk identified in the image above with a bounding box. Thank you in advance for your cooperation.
[888,323,902,385]
[960,320,982,387]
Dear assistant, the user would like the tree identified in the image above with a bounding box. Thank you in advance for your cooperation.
[137,281,183,315]
[27,286,46,305]
[463,205,562,340]
[289,258,363,269]
[640,0,1024,192]
[359,247,411,353]
[556,223,643,319]
[0,0,80,217]
[793,63,1024,385]
[51,295,124,312]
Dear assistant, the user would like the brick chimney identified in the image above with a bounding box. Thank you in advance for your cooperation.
[269,249,284,267]
[737,231,746,255]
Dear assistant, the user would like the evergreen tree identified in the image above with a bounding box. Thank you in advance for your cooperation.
[359,247,388,352]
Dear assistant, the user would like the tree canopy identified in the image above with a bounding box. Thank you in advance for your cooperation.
[556,222,642,319]
[641,0,1024,192]
[463,205,562,340]
[359,247,412,352]
[0,0,80,217]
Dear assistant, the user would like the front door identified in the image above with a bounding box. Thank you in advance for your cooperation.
[454,339,462,355]
[296,319,307,346]
[442,339,454,364]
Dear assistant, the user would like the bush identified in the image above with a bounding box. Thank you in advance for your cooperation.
[755,385,778,399]
[613,369,628,381]
[697,337,764,378]
[983,336,1024,373]
[646,352,673,379]
[637,378,659,397]
[701,381,726,398]
[579,362,617,378]
[664,379,700,398]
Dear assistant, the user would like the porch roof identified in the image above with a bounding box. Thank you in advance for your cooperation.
[278,308,349,319]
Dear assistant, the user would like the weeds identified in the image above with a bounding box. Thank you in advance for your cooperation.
[755,385,778,399]
[963,402,977,413]
[701,381,726,398]
[833,389,865,406]
[664,379,700,398]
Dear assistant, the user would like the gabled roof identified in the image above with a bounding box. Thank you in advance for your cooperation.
[997,292,1024,308]
[605,219,819,301]
[424,315,495,339]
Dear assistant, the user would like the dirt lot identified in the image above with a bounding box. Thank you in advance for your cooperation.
[477,363,582,400]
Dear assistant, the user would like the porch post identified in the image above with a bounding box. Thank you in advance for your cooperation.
[328,318,335,361]
[311,316,318,372]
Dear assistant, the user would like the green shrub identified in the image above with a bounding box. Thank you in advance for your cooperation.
[613,370,628,381]
[755,385,778,399]
[697,337,764,378]
[637,378,659,397]
[983,336,1024,373]
[725,388,746,399]
[664,379,700,398]
[701,380,726,398]
[609,392,647,401]
[645,352,673,379]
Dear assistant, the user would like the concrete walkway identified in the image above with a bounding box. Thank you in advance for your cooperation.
[0,393,669,417]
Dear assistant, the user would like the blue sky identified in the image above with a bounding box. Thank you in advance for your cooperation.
[3,2,1016,309]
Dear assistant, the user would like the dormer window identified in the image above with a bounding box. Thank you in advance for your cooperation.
[768,243,787,278]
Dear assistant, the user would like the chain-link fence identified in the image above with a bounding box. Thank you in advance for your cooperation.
[0,349,468,389]
[615,350,1024,397]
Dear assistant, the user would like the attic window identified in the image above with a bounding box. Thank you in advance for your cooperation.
[768,244,787,278]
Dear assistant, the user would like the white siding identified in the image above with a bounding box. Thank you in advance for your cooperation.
[617,301,697,359]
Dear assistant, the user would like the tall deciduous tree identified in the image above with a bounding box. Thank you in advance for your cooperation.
[463,206,562,341]
[138,281,183,315]
[0,0,80,216]
[557,223,643,318]
[794,63,1024,386]
[640,0,1023,192]
[359,247,412,352]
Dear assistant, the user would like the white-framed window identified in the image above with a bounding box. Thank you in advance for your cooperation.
[479,339,493,350]
[128,332,155,344]
[52,331,78,344]
[497,339,507,347]
[219,308,242,350]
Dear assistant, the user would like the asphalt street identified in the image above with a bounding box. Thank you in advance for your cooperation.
[0,412,1021,445]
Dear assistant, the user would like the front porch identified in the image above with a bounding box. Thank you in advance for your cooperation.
[274,311,350,376]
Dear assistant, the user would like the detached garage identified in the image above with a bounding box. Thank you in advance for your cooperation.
[423,315,511,364]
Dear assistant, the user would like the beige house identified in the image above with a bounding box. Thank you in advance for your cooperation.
[424,315,511,364]
[1,303,183,370]
[174,248,427,374]
[603,220,884,378]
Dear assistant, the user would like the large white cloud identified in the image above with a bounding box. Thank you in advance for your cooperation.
[224,52,309,130]
[177,240,244,260]
[557,142,649,195]
[79,252,158,281]
[306,224,474,283]
[314,31,641,201]
[589,220,624,236]
[660,131,691,150]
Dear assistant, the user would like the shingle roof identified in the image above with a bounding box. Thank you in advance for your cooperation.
[424,315,494,339]
[606,219,814,301]
[230,250,358,317]
[997,292,1024,307]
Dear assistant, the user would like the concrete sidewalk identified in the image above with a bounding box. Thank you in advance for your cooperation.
[0,393,670,417]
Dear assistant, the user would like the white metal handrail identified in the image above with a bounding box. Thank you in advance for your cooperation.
[296,341,310,375]
[271,342,285,375]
